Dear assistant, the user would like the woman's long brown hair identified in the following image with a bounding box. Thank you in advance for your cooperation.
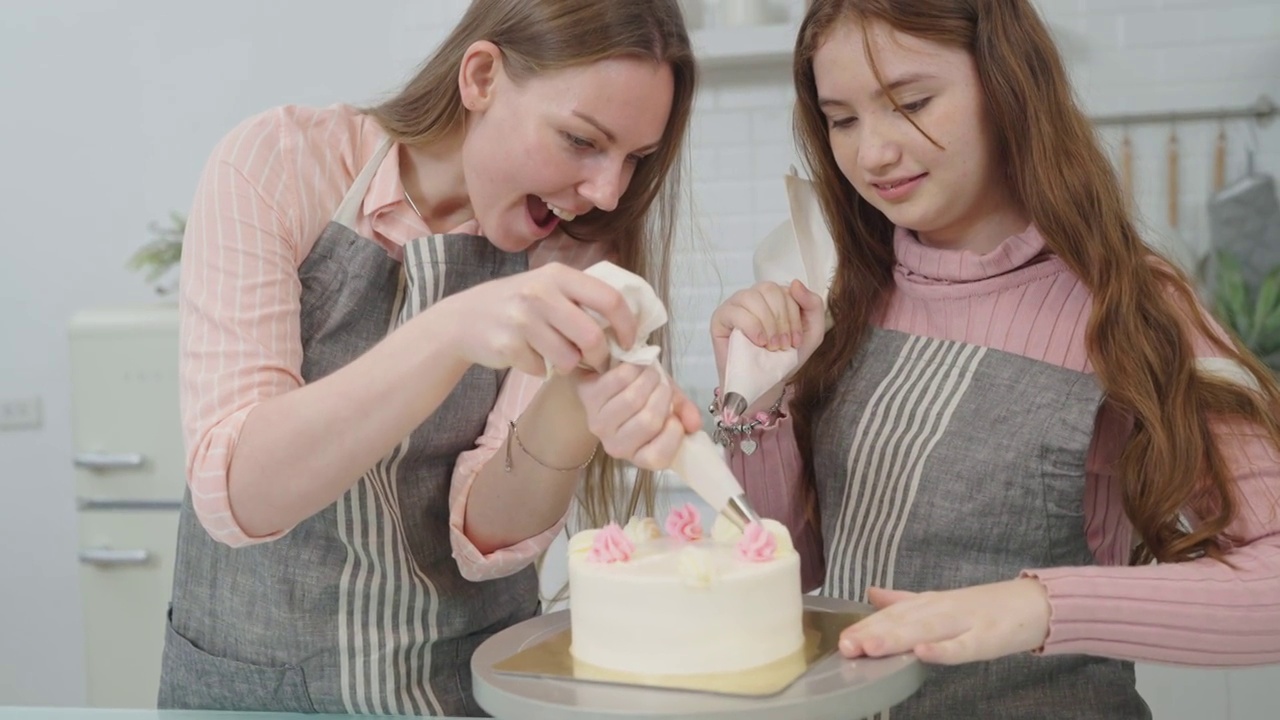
[790,0,1280,564]
[367,0,698,531]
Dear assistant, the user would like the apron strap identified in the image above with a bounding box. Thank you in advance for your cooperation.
[331,137,395,228]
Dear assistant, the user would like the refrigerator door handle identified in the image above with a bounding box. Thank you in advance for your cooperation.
[77,498,182,512]
[77,548,151,566]
[74,452,145,470]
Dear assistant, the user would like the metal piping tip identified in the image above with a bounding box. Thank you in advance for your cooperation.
[720,391,748,419]
[722,493,763,531]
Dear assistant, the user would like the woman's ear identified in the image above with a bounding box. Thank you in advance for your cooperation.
[458,40,504,112]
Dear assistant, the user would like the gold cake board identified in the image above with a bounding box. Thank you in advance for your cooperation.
[493,608,852,697]
[473,596,927,720]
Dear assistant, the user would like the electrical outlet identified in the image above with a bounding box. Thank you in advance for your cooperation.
[0,396,42,431]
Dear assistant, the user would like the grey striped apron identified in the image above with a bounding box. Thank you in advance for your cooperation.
[158,139,537,716]
[814,328,1152,719]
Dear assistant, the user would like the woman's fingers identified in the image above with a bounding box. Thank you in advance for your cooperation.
[539,292,612,372]
[587,364,663,442]
[631,416,687,470]
[606,369,673,455]
[555,267,638,351]
[671,388,704,433]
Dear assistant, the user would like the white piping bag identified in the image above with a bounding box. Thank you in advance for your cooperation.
[573,261,761,530]
[721,168,837,418]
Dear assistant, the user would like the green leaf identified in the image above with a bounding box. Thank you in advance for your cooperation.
[1249,266,1280,346]
[1246,268,1280,345]
[1215,251,1252,338]
[1255,266,1280,315]
[1261,349,1280,375]
[1258,299,1280,340]
[126,212,186,283]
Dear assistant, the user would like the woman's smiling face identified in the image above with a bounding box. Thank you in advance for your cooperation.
[461,50,674,252]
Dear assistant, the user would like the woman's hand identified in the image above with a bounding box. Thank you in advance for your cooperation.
[573,363,702,470]
[838,579,1052,665]
[710,279,826,383]
[443,262,637,377]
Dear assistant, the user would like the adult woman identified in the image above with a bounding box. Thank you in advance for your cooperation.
[160,0,699,714]
[712,1,1280,717]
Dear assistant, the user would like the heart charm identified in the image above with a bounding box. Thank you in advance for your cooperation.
[739,438,758,455]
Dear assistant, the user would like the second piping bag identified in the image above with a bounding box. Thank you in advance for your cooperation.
[574,261,762,530]
[720,168,837,419]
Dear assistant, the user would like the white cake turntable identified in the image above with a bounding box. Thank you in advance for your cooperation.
[472,596,926,719]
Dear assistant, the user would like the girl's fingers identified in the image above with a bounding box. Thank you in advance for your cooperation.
[758,285,796,349]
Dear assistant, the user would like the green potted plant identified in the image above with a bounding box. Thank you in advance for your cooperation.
[1213,249,1280,372]
[127,211,185,295]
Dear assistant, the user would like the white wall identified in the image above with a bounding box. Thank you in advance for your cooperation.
[1,0,1277,716]
[0,0,472,706]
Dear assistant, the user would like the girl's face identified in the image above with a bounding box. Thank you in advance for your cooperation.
[461,50,674,252]
[813,19,1027,252]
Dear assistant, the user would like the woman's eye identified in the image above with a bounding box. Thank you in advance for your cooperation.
[829,117,857,130]
[565,133,595,150]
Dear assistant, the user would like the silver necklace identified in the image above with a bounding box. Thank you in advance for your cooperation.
[403,190,426,221]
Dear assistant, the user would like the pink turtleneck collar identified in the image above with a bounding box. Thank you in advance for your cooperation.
[880,223,1091,371]
[892,224,1053,287]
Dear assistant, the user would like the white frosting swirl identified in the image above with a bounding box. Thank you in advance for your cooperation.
[623,517,663,543]
[711,516,795,554]
[568,529,598,556]
[676,548,717,588]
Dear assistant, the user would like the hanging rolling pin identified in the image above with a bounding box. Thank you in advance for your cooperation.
[1167,127,1179,229]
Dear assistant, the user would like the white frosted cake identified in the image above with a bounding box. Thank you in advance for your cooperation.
[566,504,804,676]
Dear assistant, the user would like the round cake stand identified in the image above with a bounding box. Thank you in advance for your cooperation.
[472,596,926,720]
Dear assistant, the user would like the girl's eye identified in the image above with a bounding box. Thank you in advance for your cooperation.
[829,116,857,130]
[898,97,931,114]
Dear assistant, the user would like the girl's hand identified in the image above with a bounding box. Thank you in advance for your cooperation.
[838,579,1052,665]
[709,280,826,384]
[573,363,703,470]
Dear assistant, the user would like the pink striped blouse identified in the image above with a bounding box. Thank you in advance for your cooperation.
[733,225,1280,666]
[179,104,607,581]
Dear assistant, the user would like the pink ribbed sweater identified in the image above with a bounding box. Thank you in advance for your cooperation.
[732,225,1280,666]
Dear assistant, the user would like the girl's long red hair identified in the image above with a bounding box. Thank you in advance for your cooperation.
[789,0,1280,564]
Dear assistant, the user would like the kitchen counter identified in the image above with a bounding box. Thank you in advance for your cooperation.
[0,710,461,720]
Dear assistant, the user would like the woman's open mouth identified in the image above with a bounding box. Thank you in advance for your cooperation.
[525,195,578,236]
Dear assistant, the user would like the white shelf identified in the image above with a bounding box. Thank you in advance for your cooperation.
[692,23,799,69]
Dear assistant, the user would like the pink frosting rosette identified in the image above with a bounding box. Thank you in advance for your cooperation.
[734,521,777,562]
[586,522,634,563]
[664,503,704,542]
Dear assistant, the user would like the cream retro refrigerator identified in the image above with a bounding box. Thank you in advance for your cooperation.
[68,304,184,708]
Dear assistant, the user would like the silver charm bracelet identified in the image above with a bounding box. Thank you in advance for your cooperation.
[709,386,787,455]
